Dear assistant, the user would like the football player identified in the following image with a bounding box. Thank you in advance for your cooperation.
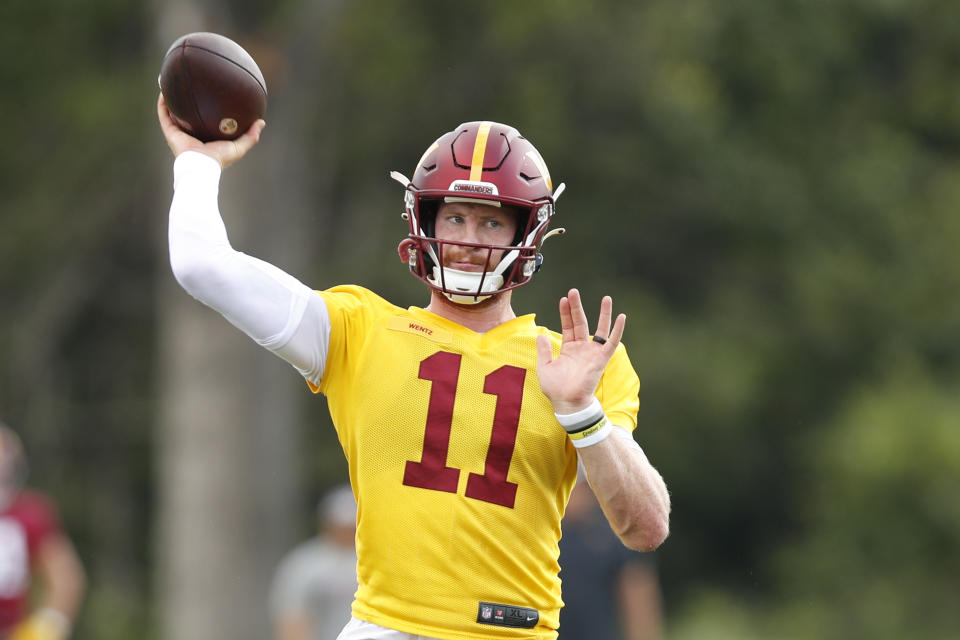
[269,485,358,640]
[158,94,670,640]
[0,425,86,640]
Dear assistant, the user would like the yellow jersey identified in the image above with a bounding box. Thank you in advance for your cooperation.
[312,285,640,639]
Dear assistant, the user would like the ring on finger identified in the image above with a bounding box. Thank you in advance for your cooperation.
[592,335,607,344]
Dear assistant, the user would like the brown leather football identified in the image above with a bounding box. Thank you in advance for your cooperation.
[159,32,267,142]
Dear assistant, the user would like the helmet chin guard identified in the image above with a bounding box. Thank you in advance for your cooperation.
[429,266,505,304]
[392,121,565,305]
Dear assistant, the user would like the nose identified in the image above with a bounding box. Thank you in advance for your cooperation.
[458,220,483,245]
[443,227,493,268]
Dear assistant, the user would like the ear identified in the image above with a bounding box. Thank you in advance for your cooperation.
[397,238,416,263]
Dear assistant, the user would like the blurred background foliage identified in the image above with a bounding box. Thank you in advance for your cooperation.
[1,0,958,638]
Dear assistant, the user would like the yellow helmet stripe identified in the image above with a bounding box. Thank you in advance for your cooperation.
[469,122,492,182]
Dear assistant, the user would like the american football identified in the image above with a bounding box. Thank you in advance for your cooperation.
[159,32,267,142]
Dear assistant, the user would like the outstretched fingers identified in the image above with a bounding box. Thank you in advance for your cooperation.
[565,288,591,341]
[536,333,555,367]
[541,291,628,412]
[558,294,574,343]
[583,294,627,357]
[593,295,614,342]
[559,289,628,347]
[593,296,626,348]
[607,311,627,349]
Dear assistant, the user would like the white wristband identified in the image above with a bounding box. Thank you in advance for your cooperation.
[555,398,613,448]
[568,420,613,448]
[555,397,603,430]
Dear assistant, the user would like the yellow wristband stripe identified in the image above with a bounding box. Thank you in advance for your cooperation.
[567,416,608,441]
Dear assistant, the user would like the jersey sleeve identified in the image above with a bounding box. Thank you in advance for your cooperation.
[309,286,401,395]
[596,344,641,433]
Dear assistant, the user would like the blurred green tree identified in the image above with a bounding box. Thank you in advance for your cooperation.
[2,0,959,638]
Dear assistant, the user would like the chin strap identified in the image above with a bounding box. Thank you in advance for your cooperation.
[429,266,504,304]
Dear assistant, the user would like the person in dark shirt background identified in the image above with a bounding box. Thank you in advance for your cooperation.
[559,470,664,640]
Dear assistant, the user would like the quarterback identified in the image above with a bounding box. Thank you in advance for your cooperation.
[158,94,670,640]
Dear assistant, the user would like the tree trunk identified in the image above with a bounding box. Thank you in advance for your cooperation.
[152,2,315,638]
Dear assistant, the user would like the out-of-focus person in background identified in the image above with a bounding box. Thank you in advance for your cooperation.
[0,424,85,640]
[270,484,358,640]
[559,470,663,640]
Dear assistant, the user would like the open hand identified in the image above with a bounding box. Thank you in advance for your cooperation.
[536,288,626,415]
[157,92,265,169]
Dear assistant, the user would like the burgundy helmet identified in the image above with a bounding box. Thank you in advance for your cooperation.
[391,121,565,304]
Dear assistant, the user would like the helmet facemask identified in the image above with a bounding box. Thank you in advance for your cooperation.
[402,194,554,304]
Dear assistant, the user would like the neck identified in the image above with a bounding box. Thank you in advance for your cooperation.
[426,290,516,333]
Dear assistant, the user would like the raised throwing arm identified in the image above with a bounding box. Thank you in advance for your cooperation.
[159,93,330,386]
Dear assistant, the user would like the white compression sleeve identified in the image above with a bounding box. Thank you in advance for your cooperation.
[168,151,329,385]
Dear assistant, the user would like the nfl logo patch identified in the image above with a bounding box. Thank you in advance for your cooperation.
[477,600,539,629]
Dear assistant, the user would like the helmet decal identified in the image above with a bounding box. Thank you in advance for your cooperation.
[524,149,552,191]
[448,179,499,197]
[414,142,439,175]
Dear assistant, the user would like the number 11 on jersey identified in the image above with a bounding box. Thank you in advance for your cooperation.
[402,351,525,508]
